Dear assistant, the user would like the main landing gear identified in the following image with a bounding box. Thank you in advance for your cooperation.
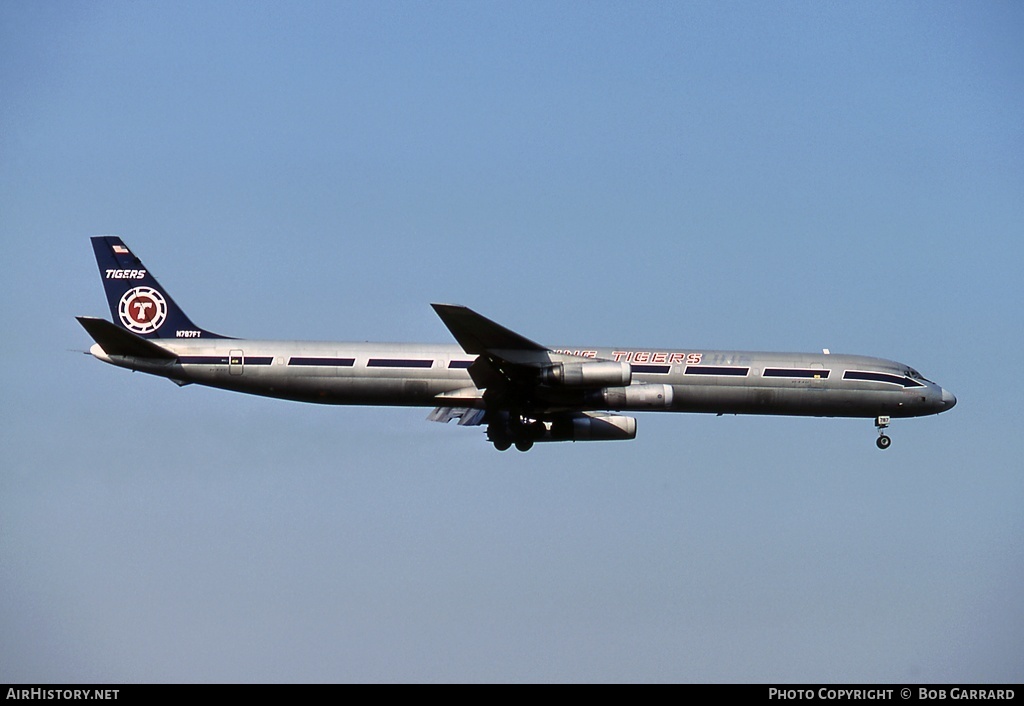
[875,416,892,450]
[491,433,535,452]
[489,414,543,452]
[493,434,535,452]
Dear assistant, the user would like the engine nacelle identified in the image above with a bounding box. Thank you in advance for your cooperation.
[539,361,631,388]
[547,412,637,441]
[599,383,674,410]
[488,411,637,446]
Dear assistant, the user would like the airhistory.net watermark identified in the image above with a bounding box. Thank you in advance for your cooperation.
[6,690,118,701]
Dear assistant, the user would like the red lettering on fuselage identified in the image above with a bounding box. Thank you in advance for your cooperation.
[611,351,702,365]
[552,349,597,358]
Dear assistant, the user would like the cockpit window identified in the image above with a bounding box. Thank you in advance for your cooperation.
[904,368,933,383]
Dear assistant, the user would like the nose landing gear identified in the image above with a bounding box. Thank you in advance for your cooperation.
[875,416,891,450]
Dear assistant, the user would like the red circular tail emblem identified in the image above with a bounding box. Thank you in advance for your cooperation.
[118,287,168,334]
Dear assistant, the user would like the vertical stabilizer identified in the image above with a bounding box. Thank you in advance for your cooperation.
[91,236,227,339]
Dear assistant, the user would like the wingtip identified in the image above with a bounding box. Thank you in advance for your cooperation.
[431,303,472,319]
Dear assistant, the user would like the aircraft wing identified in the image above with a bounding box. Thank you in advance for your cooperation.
[431,303,555,390]
[430,304,547,356]
[431,303,581,411]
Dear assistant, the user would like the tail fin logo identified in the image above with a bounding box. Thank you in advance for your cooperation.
[118,286,168,334]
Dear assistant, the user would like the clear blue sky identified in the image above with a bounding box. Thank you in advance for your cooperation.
[2,0,1022,682]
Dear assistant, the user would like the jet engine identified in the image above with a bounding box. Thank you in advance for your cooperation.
[598,383,674,410]
[547,412,637,441]
[488,411,637,450]
[539,361,631,387]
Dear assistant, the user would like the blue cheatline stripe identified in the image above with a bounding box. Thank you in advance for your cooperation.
[631,364,670,374]
[179,356,273,365]
[179,356,228,365]
[685,365,749,376]
[368,359,433,368]
[763,368,831,379]
[448,360,474,369]
[843,370,923,388]
[244,357,273,365]
[288,357,355,367]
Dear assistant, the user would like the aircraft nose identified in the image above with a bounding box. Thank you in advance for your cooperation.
[941,388,957,409]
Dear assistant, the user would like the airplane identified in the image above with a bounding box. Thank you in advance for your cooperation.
[78,236,956,452]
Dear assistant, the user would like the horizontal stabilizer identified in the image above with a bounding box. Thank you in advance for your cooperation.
[76,316,178,359]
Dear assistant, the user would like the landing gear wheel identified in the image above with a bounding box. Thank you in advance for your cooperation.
[493,439,512,452]
[515,439,534,452]
[873,416,892,450]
